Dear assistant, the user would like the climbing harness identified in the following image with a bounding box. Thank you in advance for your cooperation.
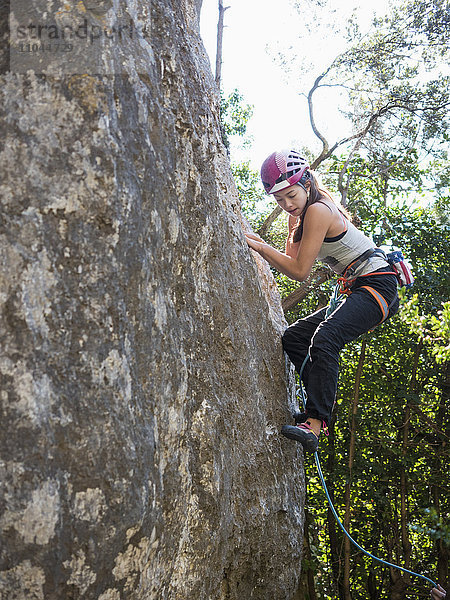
[336,248,407,327]
[295,281,437,589]
[337,248,414,289]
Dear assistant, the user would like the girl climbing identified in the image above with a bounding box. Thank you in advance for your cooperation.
[245,150,399,453]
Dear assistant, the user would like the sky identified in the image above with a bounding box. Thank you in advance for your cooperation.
[200,0,390,171]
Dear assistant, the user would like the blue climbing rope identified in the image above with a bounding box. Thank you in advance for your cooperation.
[297,283,437,589]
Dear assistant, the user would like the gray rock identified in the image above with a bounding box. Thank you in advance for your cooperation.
[0,1,305,598]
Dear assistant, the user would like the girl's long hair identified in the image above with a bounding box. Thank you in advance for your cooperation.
[292,170,351,243]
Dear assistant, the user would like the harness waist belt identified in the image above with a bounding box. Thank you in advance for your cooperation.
[342,248,386,278]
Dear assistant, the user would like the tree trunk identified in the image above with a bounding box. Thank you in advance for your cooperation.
[387,342,423,599]
[299,508,319,600]
[325,413,345,600]
[343,337,367,600]
[433,360,450,591]
[399,343,422,574]
[215,0,230,88]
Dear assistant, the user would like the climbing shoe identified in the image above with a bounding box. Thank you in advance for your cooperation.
[281,422,319,453]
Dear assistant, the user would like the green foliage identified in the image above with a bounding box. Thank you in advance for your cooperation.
[219,89,254,151]
[303,308,449,598]
[326,149,426,209]
[401,295,450,363]
[230,161,271,230]
[372,205,450,311]
[337,0,450,157]
[410,508,450,546]
[294,200,450,598]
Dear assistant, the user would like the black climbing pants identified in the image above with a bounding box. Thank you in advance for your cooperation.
[282,269,399,425]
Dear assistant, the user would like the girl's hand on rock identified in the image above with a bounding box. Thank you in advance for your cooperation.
[244,232,265,252]
[245,231,264,242]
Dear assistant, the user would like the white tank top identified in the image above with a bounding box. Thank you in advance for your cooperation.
[317,217,389,276]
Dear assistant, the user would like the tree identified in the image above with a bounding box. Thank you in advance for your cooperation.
[215,0,230,88]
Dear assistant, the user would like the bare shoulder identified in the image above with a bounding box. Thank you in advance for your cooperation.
[305,201,334,221]
[304,200,346,238]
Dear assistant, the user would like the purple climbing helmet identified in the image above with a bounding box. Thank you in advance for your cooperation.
[260,150,309,194]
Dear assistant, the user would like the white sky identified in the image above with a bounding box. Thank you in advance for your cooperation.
[200,0,391,171]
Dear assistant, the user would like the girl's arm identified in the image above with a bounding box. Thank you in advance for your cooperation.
[245,203,333,282]
[285,215,300,258]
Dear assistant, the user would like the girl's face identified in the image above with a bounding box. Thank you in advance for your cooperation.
[273,183,309,217]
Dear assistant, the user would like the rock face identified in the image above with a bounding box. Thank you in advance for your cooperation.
[0,1,305,598]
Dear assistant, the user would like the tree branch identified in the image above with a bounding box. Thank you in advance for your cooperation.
[257,205,282,238]
[281,266,333,312]
[215,0,230,88]
[308,70,332,167]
